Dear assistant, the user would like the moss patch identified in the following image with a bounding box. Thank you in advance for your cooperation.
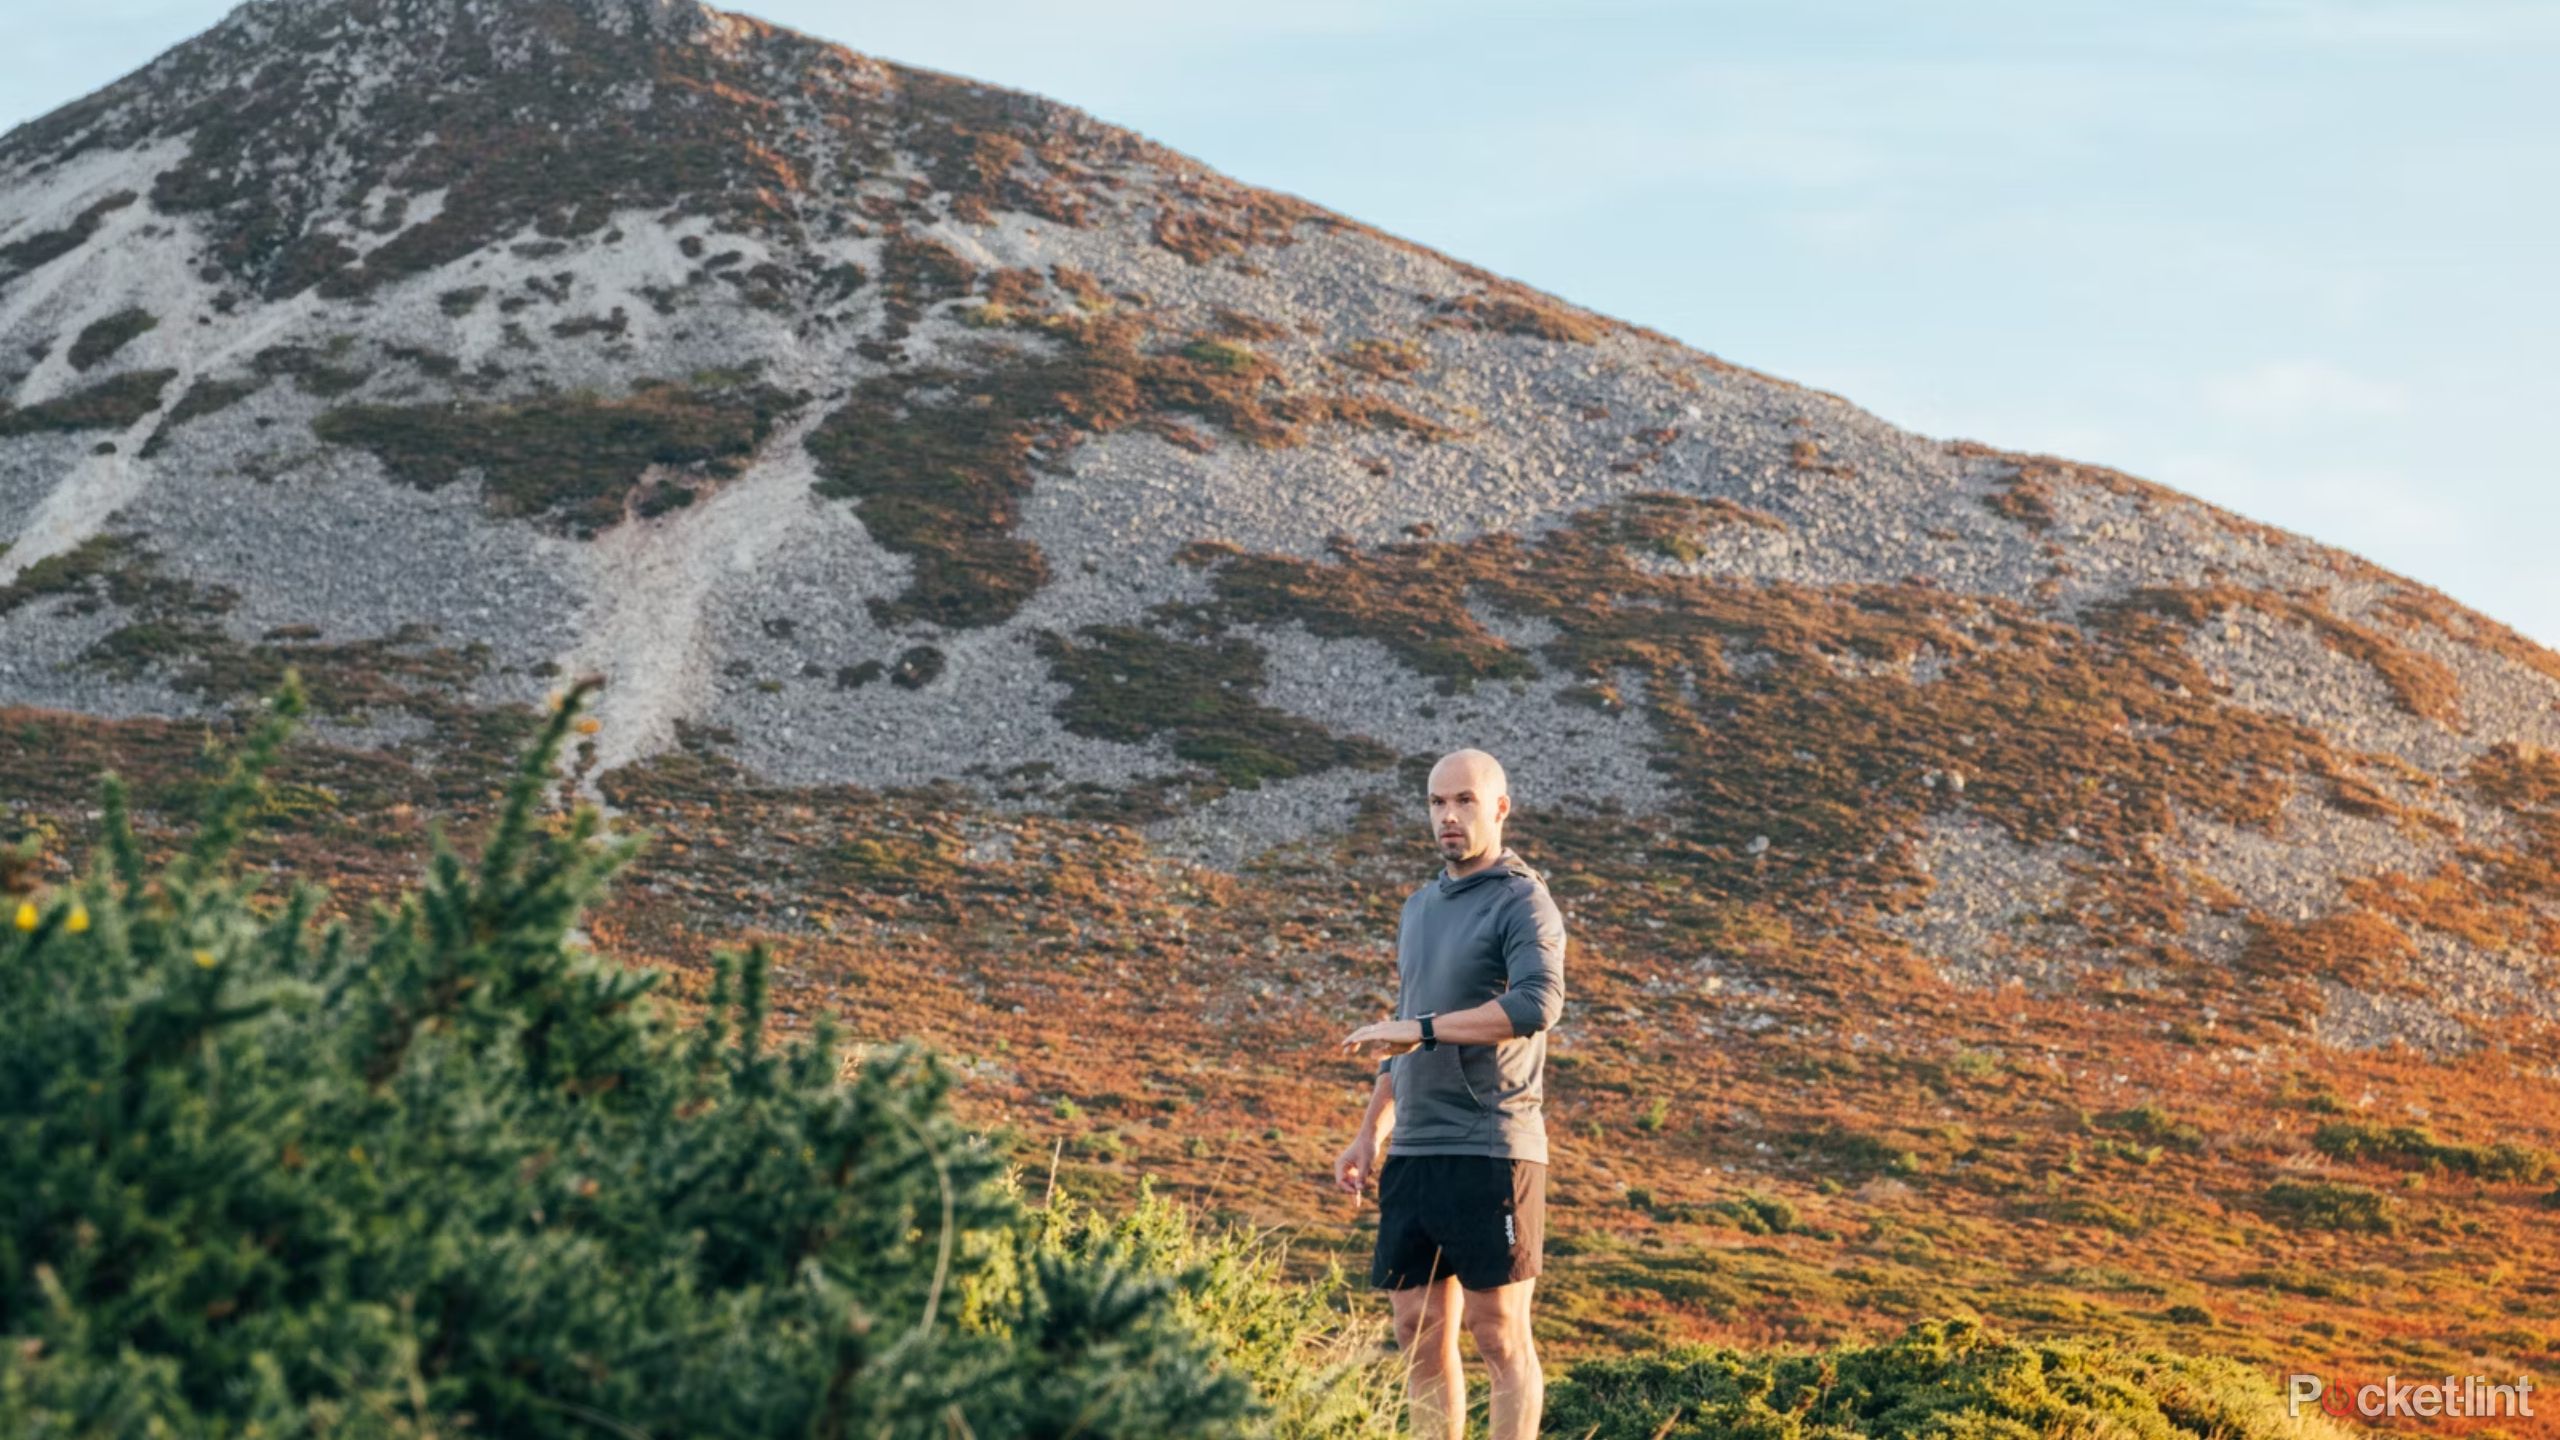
[1037,624,1391,789]
[139,376,266,457]
[0,535,481,720]
[314,375,799,537]
[1427,288,1609,345]
[1983,461,2060,532]
[66,307,159,371]
[165,376,263,427]
[1331,337,1427,382]
[806,306,1449,629]
[2096,583,2461,725]
[251,338,369,398]
[0,369,174,436]
[1150,170,1321,264]
[0,191,135,284]
[889,645,946,690]
[0,534,232,622]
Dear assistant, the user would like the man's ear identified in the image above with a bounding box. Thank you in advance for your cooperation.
[1496,793,1512,824]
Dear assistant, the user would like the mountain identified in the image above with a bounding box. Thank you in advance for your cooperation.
[4,0,2557,1410]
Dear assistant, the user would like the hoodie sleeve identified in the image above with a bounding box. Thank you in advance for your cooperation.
[1494,883,1567,1037]
[1383,897,1413,1077]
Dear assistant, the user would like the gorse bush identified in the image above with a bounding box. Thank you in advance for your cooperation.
[0,674,1398,1438]
[1007,1182,1402,1438]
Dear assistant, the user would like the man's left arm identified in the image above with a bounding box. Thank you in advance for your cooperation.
[1493,886,1566,1037]
[1415,889,1567,1045]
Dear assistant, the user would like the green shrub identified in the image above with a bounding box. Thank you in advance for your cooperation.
[0,368,175,435]
[1709,1191,1800,1237]
[1180,339,1260,373]
[2310,1120,2553,1182]
[2263,1179,2400,1234]
[2229,1264,2355,1300]
[2044,1197,2150,1236]
[0,674,1397,1437]
[1787,1125,1922,1178]
[1945,1047,2003,1082]
[313,376,796,537]
[1037,624,1390,790]
[1016,1179,1401,1439]
[2094,1103,2207,1152]
[1545,1316,2357,1439]
[67,307,160,371]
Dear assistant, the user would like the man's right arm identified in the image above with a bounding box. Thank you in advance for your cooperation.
[1359,1067,1394,1147]
[1336,1070,1395,1195]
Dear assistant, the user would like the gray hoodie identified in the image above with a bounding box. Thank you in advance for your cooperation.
[1380,847,1568,1164]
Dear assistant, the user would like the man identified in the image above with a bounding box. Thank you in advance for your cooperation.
[1336,748,1567,1440]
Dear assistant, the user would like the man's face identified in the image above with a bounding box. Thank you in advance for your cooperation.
[1427,757,1508,866]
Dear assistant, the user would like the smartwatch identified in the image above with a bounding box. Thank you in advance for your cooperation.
[1418,1012,1438,1050]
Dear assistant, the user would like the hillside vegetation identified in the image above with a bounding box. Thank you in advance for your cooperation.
[0,677,2365,1437]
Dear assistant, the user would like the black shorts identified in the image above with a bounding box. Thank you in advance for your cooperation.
[1369,1153,1546,1291]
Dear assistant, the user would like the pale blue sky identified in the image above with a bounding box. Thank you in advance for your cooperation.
[8,0,2555,644]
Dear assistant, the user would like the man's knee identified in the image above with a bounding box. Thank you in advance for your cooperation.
[1462,1275,1538,1364]
[1393,1287,1460,1352]
[1464,1306,1533,1365]
[1391,1309,1428,1350]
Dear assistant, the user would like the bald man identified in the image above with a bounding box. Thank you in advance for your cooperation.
[1337,748,1568,1440]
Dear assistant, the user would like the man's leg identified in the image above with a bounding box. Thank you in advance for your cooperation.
[1389,1270,1466,1439]
[1462,1276,1541,1440]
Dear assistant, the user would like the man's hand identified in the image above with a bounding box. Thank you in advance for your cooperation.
[1334,1131,1380,1196]
[1339,1017,1423,1060]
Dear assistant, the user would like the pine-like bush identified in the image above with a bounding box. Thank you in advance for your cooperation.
[0,674,1397,1438]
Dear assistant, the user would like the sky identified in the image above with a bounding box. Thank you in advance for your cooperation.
[6,0,2555,644]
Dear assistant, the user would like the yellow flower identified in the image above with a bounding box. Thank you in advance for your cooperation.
[193,948,218,969]
[12,902,34,932]
[574,716,602,735]
[66,905,90,934]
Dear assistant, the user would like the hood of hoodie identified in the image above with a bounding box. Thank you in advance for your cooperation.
[1438,847,1541,897]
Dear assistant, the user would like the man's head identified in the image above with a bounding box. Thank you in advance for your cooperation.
[1427,749,1511,868]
